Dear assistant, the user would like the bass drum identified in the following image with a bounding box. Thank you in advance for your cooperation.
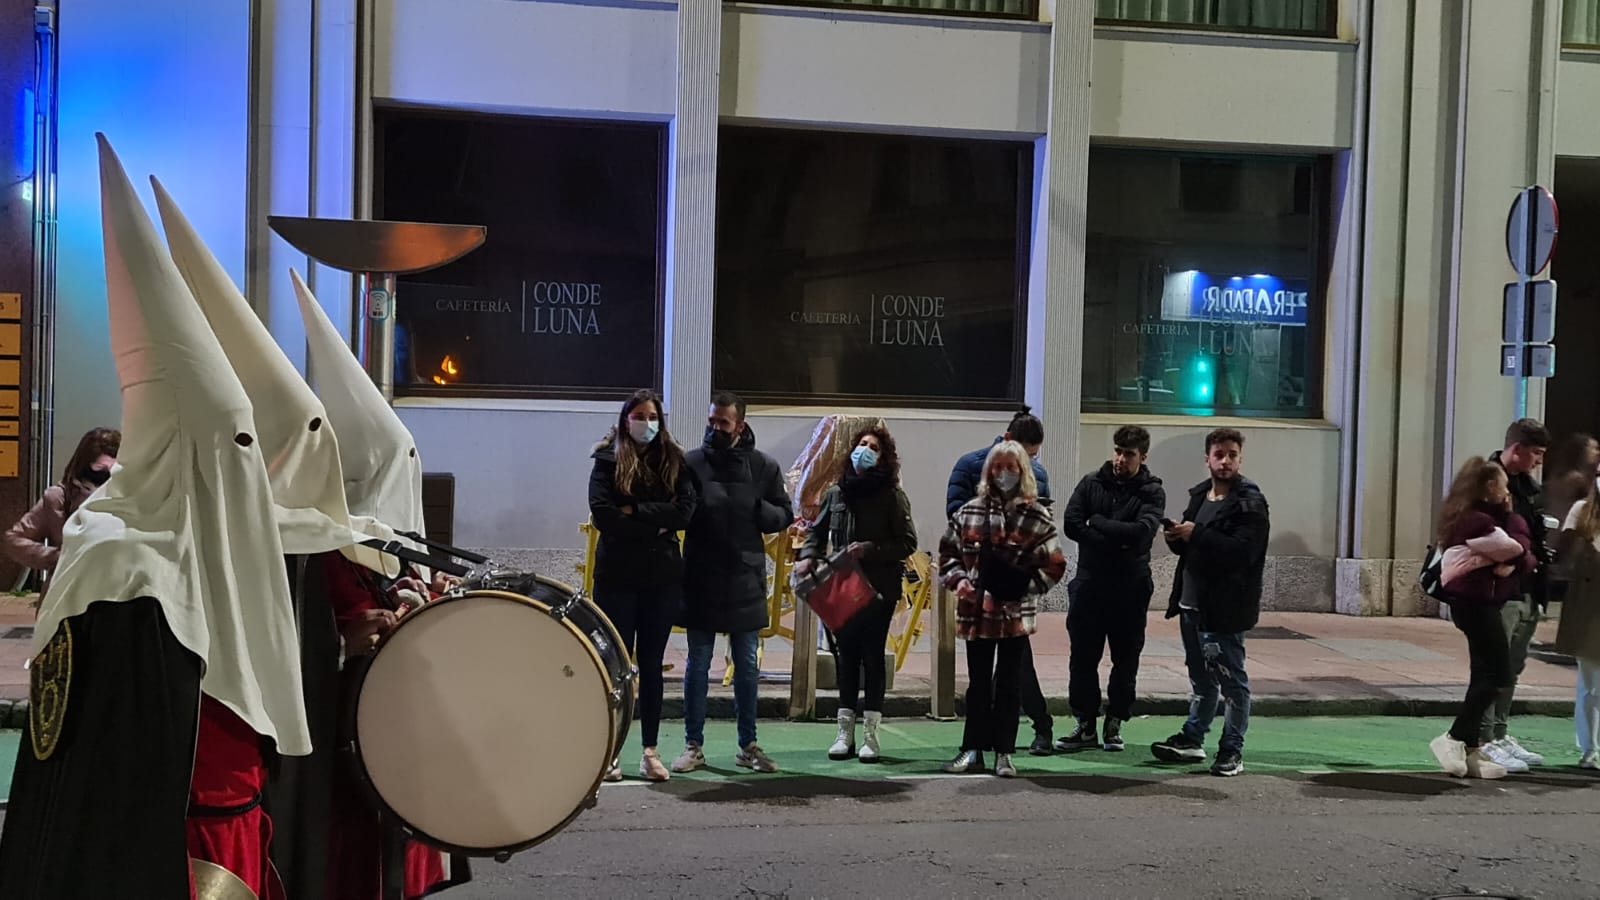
[347,574,634,857]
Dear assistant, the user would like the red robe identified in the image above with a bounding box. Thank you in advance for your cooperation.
[187,695,285,900]
[321,552,447,900]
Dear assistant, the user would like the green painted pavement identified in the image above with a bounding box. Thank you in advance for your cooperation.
[0,717,1586,801]
[609,715,1588,781]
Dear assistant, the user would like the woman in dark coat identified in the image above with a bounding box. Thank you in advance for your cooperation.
[798,424,917,763]
[589,389,697,782]
[1429,457,1536,780]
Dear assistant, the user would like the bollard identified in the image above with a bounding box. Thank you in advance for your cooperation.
[928,582,957,720]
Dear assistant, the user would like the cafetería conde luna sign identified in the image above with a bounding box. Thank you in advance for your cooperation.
[1159,271,1310,327]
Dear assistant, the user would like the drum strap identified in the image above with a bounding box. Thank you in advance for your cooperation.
[188,792,263,819]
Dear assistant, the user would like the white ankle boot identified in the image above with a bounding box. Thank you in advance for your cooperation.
[859,711,882,763]
[829,710,857,760]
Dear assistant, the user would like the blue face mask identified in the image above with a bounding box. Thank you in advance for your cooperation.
[851,446,879,472]
[628,418,660,444]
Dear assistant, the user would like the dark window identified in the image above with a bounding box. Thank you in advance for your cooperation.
[734,0,1035,20]
[376,109,665,399]
[715,126,1032,408]
[1082,147,1329,418]
[1096,0,1336,37]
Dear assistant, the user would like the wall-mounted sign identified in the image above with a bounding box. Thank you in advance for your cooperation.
[1160,271,1310,327]
[0,293,19,320]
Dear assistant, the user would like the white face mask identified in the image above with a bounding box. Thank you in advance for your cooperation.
[629,418,660,444]
[992,470,1020,494]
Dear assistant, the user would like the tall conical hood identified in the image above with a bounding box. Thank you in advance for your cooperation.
[152,177,358,557]
[36,135,311,756]
[291,269,426,538]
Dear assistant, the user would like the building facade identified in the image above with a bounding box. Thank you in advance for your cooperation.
[7,0,1600,613]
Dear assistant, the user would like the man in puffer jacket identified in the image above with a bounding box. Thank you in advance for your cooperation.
[1057,425,1166,754]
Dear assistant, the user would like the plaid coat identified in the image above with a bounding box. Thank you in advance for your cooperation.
[940,496,1067,641]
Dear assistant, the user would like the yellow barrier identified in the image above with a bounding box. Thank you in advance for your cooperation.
[577,519,926,677]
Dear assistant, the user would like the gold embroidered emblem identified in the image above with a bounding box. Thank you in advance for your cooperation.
[30,621,72,761]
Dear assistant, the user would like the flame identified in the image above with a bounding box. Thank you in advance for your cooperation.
[432,354,460,385]
[432,375,446,385]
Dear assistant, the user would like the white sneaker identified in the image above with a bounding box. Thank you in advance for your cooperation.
[858,711,882,763]
[994,753,1017,778]
[1500,735,1545,766]
[1429,733,1467,777]
[1481,740,1530,774]
[670,743,706,773]
[1465,747,1508,780]
[1580,750,1598,770]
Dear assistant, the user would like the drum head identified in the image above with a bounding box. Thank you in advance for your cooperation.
[354,591,614,853]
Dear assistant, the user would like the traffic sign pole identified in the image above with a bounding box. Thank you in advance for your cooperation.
[1501,185,1560,420]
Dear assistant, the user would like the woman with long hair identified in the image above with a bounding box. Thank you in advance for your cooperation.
[939,440,1067,777]
[1542,432,1598,526]
[589,389,697,781]
[4,427,121,588]
[1428,457,1537,779]
[1556,477,1600,769]
[798,424,917,763]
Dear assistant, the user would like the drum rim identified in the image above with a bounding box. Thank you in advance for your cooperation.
[346,586,617,857]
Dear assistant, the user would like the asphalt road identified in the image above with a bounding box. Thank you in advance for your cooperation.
[447,765,1600,899]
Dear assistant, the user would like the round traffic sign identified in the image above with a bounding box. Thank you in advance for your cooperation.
[1506,185,1559,278]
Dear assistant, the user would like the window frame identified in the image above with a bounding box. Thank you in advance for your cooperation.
[374,104,669,403]
[1079,145,1333,421]
[713,123,1034,411]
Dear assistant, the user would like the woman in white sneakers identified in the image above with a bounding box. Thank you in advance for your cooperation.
[1556,480,1600,769]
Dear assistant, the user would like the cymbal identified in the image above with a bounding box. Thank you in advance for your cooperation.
[192,858,256,900]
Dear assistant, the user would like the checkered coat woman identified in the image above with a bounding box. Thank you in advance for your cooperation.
[941,490,1066,642]
[938,441,1067,778]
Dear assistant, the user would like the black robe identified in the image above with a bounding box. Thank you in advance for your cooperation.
[0,597,202,898]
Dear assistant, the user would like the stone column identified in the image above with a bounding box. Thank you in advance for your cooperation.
[663,0,719,433]
[1025,0,1092,486]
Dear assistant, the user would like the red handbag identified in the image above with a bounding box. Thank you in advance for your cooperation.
[792,548,879,632]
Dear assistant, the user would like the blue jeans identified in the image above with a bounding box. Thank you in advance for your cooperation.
[1179,611,1251,753]
[684,629,759,749]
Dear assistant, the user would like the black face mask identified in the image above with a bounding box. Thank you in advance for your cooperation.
[706,427,735,451]
[82,468,111,487]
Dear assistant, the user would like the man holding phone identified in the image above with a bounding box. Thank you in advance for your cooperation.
[1057,425,1166,753]
[1151,428,1270,777]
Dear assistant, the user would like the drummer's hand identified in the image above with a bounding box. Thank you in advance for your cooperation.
[342,609,398,649]
[431,571,461,594]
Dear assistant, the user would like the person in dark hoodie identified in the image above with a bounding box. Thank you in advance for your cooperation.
[589,389,697,782]
[1057,425,1165,754]
[1150,427,1269,777]
[673,391,794,775]
[946,408,1056,754]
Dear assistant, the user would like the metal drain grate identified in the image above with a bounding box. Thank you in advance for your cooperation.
[1244,626,1310,640]
[3,626,34,640]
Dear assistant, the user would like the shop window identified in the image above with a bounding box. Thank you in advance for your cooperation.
[1082,148,1329,419]
[376,109,665,399]
[715,126,1032,408]
[1097,0,1335,36]
[735,0,1035,19]
[1568,0,1600,47]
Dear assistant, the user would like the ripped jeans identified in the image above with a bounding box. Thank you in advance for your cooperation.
[1179,610,1251,754]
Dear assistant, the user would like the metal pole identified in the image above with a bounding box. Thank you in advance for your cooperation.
[359,272,396,401]
[1515,186,1538,422]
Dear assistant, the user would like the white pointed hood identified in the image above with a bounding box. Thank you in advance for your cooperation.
[151,180,396,577]
[291,270,426,540]
[37,136,310,755]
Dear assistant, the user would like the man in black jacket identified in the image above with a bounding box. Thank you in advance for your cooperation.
[1057,425,1166,753]
[1482,418,1553,772]
[673,391,794,775]
[1151,427,1270,777]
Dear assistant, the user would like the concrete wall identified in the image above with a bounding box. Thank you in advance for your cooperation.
[1557,52,1600,158]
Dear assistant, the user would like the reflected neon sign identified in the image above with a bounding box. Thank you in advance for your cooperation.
[1161,271,1309,327]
